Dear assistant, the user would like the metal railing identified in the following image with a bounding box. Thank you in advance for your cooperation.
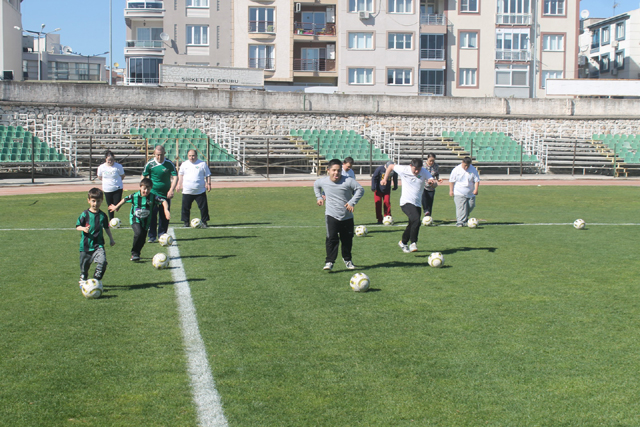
[293,58,336,72]
[125,77,160,85]
[126,1,163,8]
[419,84,445,96]
[249,21,275,33]
[126,40,164,48]
[496,13,531,25]
[495,50,531,61]
[293,22,336,36]
[420,48,445,61]
[248,58,275,70]
[420,14,446,25]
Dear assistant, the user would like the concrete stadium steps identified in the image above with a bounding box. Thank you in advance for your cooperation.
[72,134,148,174]
[392,135,464,172]
[240,135,321,175]
[543,137,619,175]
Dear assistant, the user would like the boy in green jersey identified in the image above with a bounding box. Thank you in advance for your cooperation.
[109,178,170,261]
[76,188,115,287]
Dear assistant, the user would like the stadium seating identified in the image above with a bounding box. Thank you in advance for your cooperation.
[0,128,70,163]
[591,134,640,164]
[130,127,235,163]
[443,131,538,163]
[291,129,390,162]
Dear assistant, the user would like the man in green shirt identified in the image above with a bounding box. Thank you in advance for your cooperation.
[142,145,178,243]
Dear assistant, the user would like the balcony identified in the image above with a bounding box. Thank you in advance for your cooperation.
[125,76,160,85]
[420,48,445,61]
[293,22,336,37]
[419,84,444,96]
[126,40,164,48]
[420,14,446,25]
[293,58,336,72]
[249,21,276,34]
[496,13,531,25]
[125,1,164,19]
[495,50,531,61]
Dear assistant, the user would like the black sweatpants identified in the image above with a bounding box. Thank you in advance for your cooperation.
[325,216,354,263]
[131,223,148,257]
[401,204,422,245]
[181,192,210,223]
[104,189,123,220]
[421,189,435,216]
[79,247,108,280]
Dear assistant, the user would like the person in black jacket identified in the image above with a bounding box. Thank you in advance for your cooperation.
[371,161,398,224]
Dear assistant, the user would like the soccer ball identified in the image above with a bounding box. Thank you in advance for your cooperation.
[428,252,444,268]
[573,219,586,229]
[109,218,121,228]
[152,253,169,269]
[355,225,368,237]
[422,216,433,226]
[158,233,174,247]
[350,272,370,292]
[468,218,479,228]
[382,215,394,226]
[81,278,103,299]
[190,218,202,229]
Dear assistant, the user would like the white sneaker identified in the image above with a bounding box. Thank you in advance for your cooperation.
[398,241,410,253]
[409,242,418,252]
[323,262,334,271]
[344,259,355,270]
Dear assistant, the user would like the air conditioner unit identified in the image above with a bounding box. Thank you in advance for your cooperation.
[611,40,618,48]
[358,11,370,19]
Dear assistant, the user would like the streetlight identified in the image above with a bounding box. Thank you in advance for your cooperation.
[23,24,61,80]
[73,51,109,81]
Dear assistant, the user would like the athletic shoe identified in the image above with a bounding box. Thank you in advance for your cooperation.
[130,255,140,262]
[456,223,463,227]
[147,237,157,243]
[323,262,334,271]
[409,243,418,252]
[344,260,356,270]
[377,221,383,225]
[424,212,431,216]
[184,222,190,228]
[201,221,208,228]
[398,241,410,253]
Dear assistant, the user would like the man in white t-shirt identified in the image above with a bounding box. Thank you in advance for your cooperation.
[177,149,212,228]
[449,157,480,227]
[382,159,436,253]
[342,156,356,180]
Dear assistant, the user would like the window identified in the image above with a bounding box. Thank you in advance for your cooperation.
[388,33,413,50]
[187,0,209,6]
[349,0,373,12]
[459,68,477,86]
[460,0,478,12]
[387,68,412,85]
[495,64,528,86]
[543,0,564,15]
[133,27,164,47]
[496,30,530,60]
[460,32,478,48]
[616,22,625,40]
[187,25,209,45]
[542,34,564,51]
[349,32,373,50]
[497,0,531,24]
[349,68,373,84]
[601,26,610,45]
[600,54,610,73]
[389,0,412,14]
[591,30,600,49]
[420,34,444,59]
[419,69,444,95]
[541,70,562,89]
[249,8,275,33]
[127,57,162,84]
[249,45,275,70]
[616,50,625,69]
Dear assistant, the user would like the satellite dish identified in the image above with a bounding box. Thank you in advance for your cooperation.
[160,32,170,41]
[62,45,72,54]
[581,9,590,20]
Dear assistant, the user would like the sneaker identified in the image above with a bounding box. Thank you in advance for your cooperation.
[130,255,140,262]
[184,222,190,228]
[323,262,334,271]
[409,242,418,252]
[148,237,157,243]
[456,223,463,227]
[398,241,410,253]
[201,221,208,229]
[344,259,356,270]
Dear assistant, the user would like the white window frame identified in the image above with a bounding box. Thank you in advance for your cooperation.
[616,50,625,69]
[186,25,209,46]
[348,32,374,50]
[459,68,477,86]
[387,68,412,85]
[600,54,610,73]
[389,0,412,14]
[541,70,562,89]
[496,29,530,60]
[601,26,611,45]
[348,68,374,85]
[460,32,478,49]
[187,0,209,7]
[543,0,564,15]
[495,64,529,87]
[249,7,275,33]
[388,33,413,50]
[542,34,564,51]
[616,22,625,40]
[460,0,478,12]
[249,45,275,70]
[349,0,374,12]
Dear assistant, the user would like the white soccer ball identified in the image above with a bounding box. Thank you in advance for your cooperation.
[350,272,370,292]
[382,215,394,226]
[109,218,121,228]
[152,253,169,269]
[190,218,202,229]
[81,278,103,299]
[428,252,444,268]
[158,233,174,247]
[573,219,586,229]
[468,218,478,228]
[422,216,433,226]
[355,225,368,237]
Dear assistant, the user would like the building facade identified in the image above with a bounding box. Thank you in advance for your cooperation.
[1,0,23,81]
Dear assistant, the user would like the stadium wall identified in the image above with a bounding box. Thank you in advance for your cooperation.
[1,81,640,119]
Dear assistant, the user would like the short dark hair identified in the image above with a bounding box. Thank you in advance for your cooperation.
[88,187,103,200]
[104,150,115,160]
[410,158,423,169]
[463,157,472,165]
[140,177,153,189]
[426,153,436,160]
[327,158,343,169]
[343,156,354,164]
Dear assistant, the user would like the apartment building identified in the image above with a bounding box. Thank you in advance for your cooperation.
[1,0,23,81]
[124,0,232,85]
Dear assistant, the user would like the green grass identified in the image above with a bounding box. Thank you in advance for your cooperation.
[1,185,640,426]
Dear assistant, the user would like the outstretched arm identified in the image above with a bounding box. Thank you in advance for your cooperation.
[381,164,395,186]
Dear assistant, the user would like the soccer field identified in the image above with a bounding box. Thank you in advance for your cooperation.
[1,185,640,426]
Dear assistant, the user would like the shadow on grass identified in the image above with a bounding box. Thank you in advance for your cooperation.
[438,246,497,255]
[177,235,257,242]
[174,254,236,260]
[358,260,428,269]
[105,278,206,291]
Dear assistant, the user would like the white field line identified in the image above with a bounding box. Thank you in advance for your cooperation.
[167,227,228,427]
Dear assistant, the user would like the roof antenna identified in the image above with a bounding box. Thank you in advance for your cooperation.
[613,2,619,16]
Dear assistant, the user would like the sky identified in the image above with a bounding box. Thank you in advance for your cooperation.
[18,0,640,71]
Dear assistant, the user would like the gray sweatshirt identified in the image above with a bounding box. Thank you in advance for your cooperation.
[314,176,364,221]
